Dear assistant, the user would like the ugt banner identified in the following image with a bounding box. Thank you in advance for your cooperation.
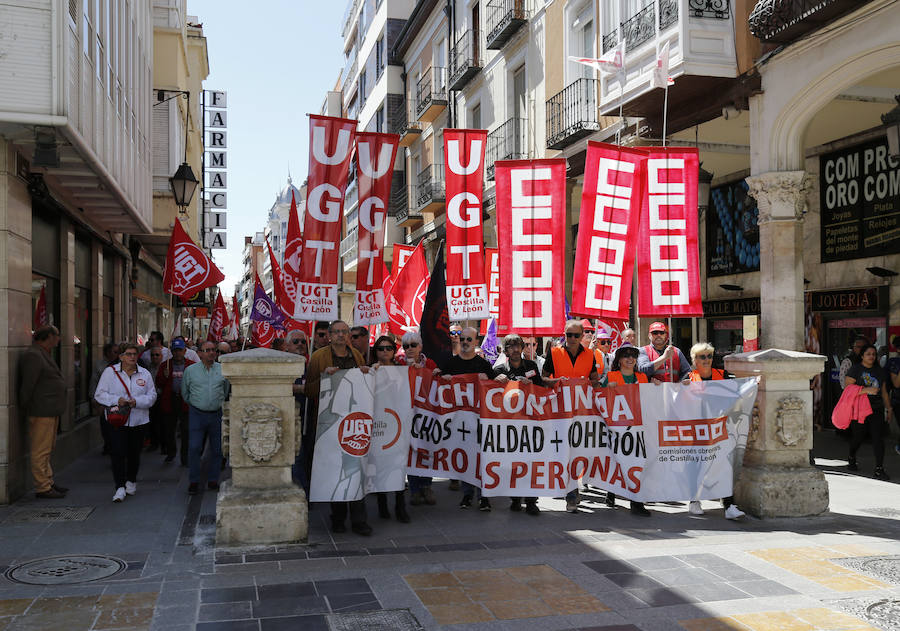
[353,132,398,325]
[444,129,489,320]
[572,143,646,321]
[296,115,357,321]
[637,147,703,317]
[310,367,758,502]
[309,367,413,502]
[495,159,567,337]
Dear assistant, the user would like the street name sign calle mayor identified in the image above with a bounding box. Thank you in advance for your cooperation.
[205,90,227,250]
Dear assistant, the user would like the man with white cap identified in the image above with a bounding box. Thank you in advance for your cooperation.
[638,322,690,383]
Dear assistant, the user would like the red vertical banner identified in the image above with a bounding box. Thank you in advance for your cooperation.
[281,191,303,316]
[496,159,567,337]
[207,290,228,341]
[353,133,399,325]
[444,129,488,320]
[480,248,505,335]
[295,114,357,321]
[572,142,646,320]
[637,147,703,317]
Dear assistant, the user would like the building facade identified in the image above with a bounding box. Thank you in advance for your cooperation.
[0,0,209,503]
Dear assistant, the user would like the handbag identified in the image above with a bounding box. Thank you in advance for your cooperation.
[104,369,133,428]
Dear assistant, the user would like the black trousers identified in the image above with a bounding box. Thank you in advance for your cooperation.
[107,422,144,488]
[331,500,367,526]
[849,412,886,467]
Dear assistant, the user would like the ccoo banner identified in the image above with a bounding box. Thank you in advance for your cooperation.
[637,147,703,317]
[310,367,758,502]
[495,159,567,337]
[444,129,489,320]
[353,132,399,325]
[296,115,357,321]
[572,142,646,321]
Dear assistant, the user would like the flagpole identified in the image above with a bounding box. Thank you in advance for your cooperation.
[662,83,669,148]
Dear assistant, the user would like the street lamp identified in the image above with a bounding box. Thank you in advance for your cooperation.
[698,163,714,211]
[882,95,900,159]
[170,162,199,209]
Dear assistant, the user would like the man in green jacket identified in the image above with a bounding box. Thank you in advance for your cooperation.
[19,325,68,498]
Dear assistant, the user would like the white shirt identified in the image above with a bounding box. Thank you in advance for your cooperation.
[93,363,157,427]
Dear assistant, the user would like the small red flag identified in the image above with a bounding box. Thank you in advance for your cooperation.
[207,290,228,342]
[266,236,292,312]
[33,286,48,330]
[390,241,430,331]
[281,191,303,316]
[163,219,225,297]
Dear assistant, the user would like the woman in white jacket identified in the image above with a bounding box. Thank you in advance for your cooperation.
[94,342,157,502]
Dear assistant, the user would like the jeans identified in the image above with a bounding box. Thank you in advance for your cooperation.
[107,422,144,489]
[188,406,222,484]
[461,481,480,499]
[408,475,432,494]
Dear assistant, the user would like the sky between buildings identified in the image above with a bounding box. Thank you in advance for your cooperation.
[189,0,346,296]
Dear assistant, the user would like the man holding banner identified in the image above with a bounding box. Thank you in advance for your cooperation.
[638,322,690,383]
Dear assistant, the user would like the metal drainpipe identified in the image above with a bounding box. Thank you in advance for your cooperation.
[446,0,455,128]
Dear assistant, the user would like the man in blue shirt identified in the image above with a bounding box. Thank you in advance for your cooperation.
[181,340,230,495]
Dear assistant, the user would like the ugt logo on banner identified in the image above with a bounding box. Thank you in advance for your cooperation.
[444,130,489,320]
[296,115,357,321]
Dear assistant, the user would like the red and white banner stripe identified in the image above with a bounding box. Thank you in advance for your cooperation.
[572,142,646,321]
[495,159,567,337]
[444,129,489,320]
[637,147,703,317]
[295,114,357,321]
[353,132,398,325]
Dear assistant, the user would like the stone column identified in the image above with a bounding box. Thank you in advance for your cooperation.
[746,171,813,351]
[726,349,828,518]
[217,348,307,545]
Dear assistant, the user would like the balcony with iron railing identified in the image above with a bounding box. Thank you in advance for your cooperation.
[748,0,860,43]
[395,185,423,228]
[486,0,529,50]
[415,67,448,123]
[449,29,482,92]
[546,78,600,150]
[597,0,739,133]
[415,163,445,215]
[486,118,527,180]
[389,98,423,147]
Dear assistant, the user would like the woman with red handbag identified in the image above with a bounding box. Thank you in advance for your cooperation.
[94,342,158,502]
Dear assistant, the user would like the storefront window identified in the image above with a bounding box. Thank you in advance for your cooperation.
[709,319,744,366]
[707,180,760,276]
[31,275,59,346]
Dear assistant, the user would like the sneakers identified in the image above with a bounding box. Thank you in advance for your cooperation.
[422,487,437,505]
[409,491,425,506]
[873,467,891,481]
[847,457,859,471]
[112,487,126,503]
[479,498,492,512]
[459,495,473,509]
[125,481,137,496]
[724,505,746,520]
[689,501,704,515]
[525,501,540,516]
[35,488,66,499]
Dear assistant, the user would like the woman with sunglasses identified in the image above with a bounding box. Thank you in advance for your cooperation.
[684,342,746,520]
[401,330,438,506]
[370,336,411,523]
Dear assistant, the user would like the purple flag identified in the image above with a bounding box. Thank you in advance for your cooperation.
[482,317,499,363]
[249,276,286,330]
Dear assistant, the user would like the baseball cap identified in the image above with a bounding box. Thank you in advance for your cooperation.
[649,322,668,333]
[596,327,613,339]
[172,338,186,349]
[580,318,595,331]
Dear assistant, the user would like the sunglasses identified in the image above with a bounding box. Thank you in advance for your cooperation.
[351,333,365,339]
[565,332,582,338]
[651,331,666,335]
[696,354,713,360]
[316,332,328,337]
[450,330,461,336]
[402,342,419,349]
[598,340,611,345]
[460,336,474,342]
[375,346,394,352]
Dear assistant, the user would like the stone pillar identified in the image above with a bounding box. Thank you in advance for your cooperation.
[745,171,813,351]
[726,349,829,518]
[217,348,306,545]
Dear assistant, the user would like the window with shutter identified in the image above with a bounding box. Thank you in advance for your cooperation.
[152,102,170,191]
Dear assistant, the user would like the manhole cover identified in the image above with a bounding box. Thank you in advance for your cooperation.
[830,555,900,585]
[5,555,126,585]
[3,506,94,523]
[831,597,900,631]
[326,609,423,631]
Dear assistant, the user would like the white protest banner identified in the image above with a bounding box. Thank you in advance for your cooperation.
[310,367,758,502]
[309,367,413,502]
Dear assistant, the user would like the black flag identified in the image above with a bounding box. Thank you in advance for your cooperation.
[420,241,452,369]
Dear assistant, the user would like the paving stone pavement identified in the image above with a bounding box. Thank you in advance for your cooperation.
[0,430,898,630]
